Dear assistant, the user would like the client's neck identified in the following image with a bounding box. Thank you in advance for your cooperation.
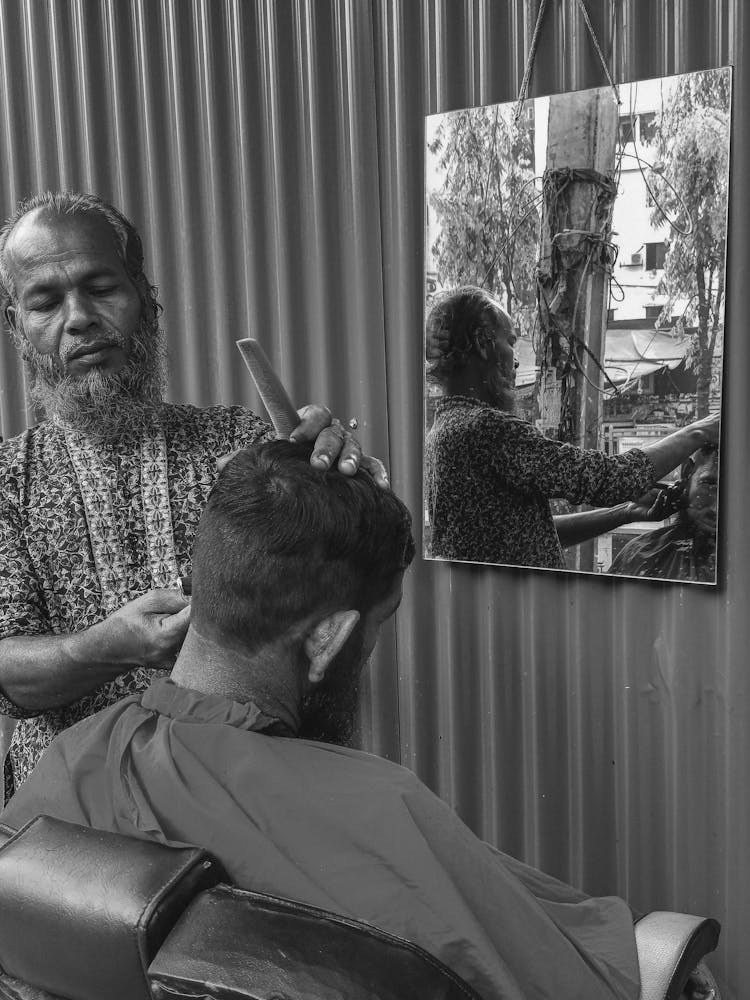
[170,624,303,735]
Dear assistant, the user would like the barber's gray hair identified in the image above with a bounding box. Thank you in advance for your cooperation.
[0,191,161,326]
[425,285,498,385]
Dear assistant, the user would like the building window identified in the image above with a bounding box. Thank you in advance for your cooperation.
[645,242,667,270]
[618,112,658,148]
[639,112,658,145]
[618,117,635,146]
[645,304,663,320]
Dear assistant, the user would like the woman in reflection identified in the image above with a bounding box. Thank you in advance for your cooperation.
[424,285,720,570]
[609,446,719,582]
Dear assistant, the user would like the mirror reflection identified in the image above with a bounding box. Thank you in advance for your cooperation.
[424,68,730,583]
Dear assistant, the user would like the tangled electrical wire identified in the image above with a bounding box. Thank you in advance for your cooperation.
[534,166,620,439]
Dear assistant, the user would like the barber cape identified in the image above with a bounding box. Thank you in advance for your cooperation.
[1,679,640,1000]
[610,520,716,582]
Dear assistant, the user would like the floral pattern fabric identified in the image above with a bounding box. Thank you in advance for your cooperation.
[425,395,656,570]
[0,402,272,792]
[64,411,181,613]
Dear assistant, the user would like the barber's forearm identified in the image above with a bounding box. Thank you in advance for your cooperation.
[0,628,133,713]
[554,504,635,548]
[0,590,190,714]
[643,421,716,480]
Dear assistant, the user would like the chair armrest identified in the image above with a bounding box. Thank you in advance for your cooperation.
[635,911,720,1000]
[0,973,63,1000]
[149,883,482,999]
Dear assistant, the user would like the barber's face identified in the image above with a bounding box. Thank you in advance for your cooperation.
[5,209,142,378]
[298,576,404,746]
[484,305,518,380]
[476,302,518,406]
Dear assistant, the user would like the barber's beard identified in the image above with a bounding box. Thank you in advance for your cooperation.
[486,366,517,414]
[19,319,167,442]
[297,629,365,748]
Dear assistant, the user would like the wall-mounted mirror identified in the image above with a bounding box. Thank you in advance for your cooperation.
[424,67,731,584]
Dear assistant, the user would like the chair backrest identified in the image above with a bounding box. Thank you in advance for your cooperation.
[0,815,723,1000]
[0,816,224,1000]
[0,816,481,1000]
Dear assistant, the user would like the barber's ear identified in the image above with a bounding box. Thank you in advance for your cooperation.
[472,328,493,361]
[303,610,360,684]
[5,304,17,334]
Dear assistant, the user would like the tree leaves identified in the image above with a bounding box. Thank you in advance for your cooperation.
[428,104,540,335]
[645,69,730,415]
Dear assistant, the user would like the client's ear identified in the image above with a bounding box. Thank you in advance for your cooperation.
[304,610,360,684]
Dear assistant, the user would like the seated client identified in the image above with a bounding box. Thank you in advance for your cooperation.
[1,441,640,1000]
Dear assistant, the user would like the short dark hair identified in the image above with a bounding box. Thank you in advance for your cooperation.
[191,440,415,649]
[0,191,161,328]
[425,284,497,385]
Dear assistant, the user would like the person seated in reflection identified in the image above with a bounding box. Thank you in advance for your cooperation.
[2,441,641,1000]
[609,446,719,582]
[424,286,720,570]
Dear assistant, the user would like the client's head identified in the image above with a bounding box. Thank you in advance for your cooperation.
[681,445,719,536]
[177,439,415,746]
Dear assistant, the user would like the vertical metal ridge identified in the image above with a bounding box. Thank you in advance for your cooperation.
[376,3,742,993]
[0,2,745,992]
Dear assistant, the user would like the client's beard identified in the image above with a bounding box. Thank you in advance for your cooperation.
[297,627,365,748]
[18,317,167,442]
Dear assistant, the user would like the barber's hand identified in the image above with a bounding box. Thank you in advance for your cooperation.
[625,488,674,522]
[689,412,720,447]
[290,404,389,487]
[685,966,717,999]
[94,590,191,667]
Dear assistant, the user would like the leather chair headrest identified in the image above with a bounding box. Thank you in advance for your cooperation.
[0,816,226,1000]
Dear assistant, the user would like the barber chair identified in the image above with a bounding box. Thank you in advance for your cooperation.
[0,816,721,1000]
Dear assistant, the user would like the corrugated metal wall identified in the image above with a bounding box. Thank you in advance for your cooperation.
[0,1,745,995]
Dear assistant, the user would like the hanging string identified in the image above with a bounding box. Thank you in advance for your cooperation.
[575,0,621,105]
[513,0,549,123]
[514,0,620,124]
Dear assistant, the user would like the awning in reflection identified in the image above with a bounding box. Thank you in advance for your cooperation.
[515,327,690,390]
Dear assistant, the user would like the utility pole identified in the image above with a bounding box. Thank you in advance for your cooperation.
[534,87,618,571]
[536,87,618,446]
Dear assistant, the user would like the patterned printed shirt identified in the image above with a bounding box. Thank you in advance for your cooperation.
[425,395,655,570]
[0,402,272,788]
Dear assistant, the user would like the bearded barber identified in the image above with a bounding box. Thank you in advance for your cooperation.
[0,192,385,797]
